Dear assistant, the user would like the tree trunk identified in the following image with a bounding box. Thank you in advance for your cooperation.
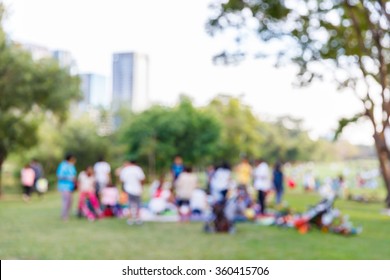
[373,132,390,208]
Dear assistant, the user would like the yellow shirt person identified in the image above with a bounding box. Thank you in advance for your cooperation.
[235,158,253,186]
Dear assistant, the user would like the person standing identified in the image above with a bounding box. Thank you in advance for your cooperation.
[273,162,284,205]
[56,154,77,221]
[93,156,111,202]
[21,163,35,202]
[30,159,44,197]
[210,162,232,202]
[235,157,252,186]
[253,159,271,215]
[119,159,145,225]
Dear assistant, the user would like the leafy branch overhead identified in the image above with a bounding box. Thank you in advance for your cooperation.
[334,113,365,141]
[208,0,389,99]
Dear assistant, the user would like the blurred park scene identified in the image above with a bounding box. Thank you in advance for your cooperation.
[1,0,390,259]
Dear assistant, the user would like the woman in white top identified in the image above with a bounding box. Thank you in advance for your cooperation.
[175,166,198,206]
[93,156,111,202]
[253,159,271,215]
[210,162,231,202]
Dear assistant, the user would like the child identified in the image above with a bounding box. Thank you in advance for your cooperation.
[149,175,175,215]
[225,184,253,222]
[21,164,35,202]
[204,200,234,234]
[101,183,121,217]
[78,166,103,221]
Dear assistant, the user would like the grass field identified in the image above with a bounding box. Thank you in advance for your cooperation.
[1,189,390,260]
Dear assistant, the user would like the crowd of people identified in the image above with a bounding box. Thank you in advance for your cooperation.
[53,154,285,228]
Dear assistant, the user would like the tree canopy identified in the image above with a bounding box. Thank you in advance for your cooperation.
[119,97,221,175]
[0,4,81,194]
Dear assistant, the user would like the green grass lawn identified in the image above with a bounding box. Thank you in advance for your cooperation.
[1,190,390,260]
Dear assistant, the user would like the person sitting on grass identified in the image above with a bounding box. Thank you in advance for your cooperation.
[204,200,235,234]
[175,166,198,221]
[101,183,121,217]
[149,174,176,215]
[190,186,209,219]
[225,184,253,223]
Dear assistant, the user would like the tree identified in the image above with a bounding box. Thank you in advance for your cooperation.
[260,116,328,163]
[208,0,390,208]
[205,95,265,163]
[0,4,81,195]
[60,116,110,172]
[120,97,221,176]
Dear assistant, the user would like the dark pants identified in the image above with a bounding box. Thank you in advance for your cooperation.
[23,186,33,196]
[177,199,190,207]
[220,189,228,201]
[258,190,267,215]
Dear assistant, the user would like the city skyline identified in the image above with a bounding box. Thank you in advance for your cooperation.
[3,0,373,145]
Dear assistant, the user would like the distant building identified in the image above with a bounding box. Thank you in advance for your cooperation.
[52,49,77,73]
[80,73,109,109]
[112,52,149,112]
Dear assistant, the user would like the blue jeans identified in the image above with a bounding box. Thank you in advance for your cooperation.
[275,189,283,204]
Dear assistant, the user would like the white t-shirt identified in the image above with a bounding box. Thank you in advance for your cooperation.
[253,162,271,191]
[101,187,119,206]
[190,189,208,211]
[119,165,145,196]
[78,171,95,193]
[94,161,111,185]
[210,168,231,191]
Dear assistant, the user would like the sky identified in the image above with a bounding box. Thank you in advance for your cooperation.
[2,0,373,145]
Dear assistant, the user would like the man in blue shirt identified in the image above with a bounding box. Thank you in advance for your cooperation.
[57,154,77,221]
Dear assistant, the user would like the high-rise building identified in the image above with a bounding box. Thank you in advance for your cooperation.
[52,49,77,73]
[79,73,109,110]
[112,52,149,112]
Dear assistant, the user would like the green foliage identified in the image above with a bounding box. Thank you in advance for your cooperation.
[0,4,80,163]
[120,98,221,174]
[120,95,337,173]
[205,95,264,162]
[205,95,332,163]
[59,117,110,171]
[27,116,110,174]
